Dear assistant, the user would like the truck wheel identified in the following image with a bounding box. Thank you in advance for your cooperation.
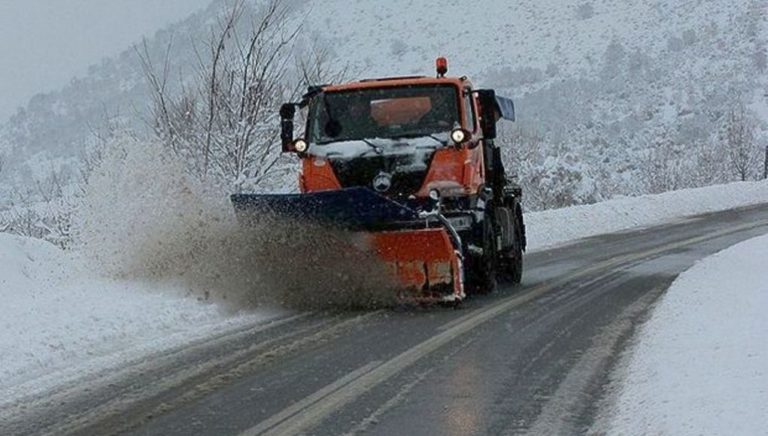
[464,213,499,294]
[500,223,523,285]
[506,244,523,285]
[476,213,498,294]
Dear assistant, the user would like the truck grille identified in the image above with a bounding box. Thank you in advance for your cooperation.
[330,154,433,197]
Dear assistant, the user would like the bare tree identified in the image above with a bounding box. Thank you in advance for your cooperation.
[723,104,759,181]
[34,166,65,203]
[690,139,729,186]
[295,40,349,87]
[763,145,768,180]
[640,132,688,194]
[496,123,598,210]
[755,46,767,73]
[136,0,338,191]
[1,170,75,249]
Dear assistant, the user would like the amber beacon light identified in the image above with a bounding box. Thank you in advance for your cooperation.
[436,57,448,77]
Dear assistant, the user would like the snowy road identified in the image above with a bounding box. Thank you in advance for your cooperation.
[4,204,768,436]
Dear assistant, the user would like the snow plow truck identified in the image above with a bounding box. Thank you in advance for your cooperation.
[231,58,525,304]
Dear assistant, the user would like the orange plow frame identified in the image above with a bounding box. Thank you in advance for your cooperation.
[370,228,464,303]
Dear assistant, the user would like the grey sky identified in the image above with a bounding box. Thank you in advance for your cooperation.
[0,0,212,122]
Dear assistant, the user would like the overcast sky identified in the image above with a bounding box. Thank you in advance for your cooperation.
[0,0,212,122]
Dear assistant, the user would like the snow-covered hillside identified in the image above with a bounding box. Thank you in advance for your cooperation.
[1,0,765,210]
[292,0,760,85]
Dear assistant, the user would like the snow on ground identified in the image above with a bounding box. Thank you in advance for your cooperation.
[526,180,768,250]
[0,232,284,400]
[602,232,768,435]
[1,179,766,404]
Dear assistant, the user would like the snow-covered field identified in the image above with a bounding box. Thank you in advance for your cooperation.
[603,232,768,435]
[0,232,284,401]
[1,180,766,404]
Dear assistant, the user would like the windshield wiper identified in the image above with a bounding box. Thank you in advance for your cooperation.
[394,132,447,146]
[427,134,448,146]
[360,138,384,154]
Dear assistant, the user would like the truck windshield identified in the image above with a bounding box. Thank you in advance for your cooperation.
[308,84,459,144]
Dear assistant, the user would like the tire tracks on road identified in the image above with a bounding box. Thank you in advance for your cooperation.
[240,219,768,436]
[2,311,382,436]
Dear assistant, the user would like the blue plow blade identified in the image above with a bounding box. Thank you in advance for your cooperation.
[230,187,420,230]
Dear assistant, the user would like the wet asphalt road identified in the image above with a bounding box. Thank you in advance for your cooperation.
[5,204,768,436]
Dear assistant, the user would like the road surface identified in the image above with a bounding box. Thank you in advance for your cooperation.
[5,204,768,436]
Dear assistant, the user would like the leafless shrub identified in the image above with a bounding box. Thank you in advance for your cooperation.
[723,104,759,181]
[79,109,136,194]
[755,46,767,73]
[497,123,599,210]
[639,132,688,194]
[135,0,340,192]
[690,139,729,186]
[295,39,349,89]
[0,169,76,249]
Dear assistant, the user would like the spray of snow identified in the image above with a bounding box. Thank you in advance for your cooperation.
[72,136,396,310]
[244,216,398,309]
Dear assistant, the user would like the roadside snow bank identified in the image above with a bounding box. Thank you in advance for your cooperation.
[0,232,281,398]
[527,180,768,250]
[604,233,768,435]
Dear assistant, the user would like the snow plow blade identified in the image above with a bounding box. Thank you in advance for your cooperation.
[231,188,464,304]
[371,228,464,304]
[231,187,419,230]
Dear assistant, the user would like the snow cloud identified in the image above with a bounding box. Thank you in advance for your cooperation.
[72,136,396,310]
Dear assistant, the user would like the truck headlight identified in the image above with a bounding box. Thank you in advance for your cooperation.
[293,139,308,153]
[450,128,469,145]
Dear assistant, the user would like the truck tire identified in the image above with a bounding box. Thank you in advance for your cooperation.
[499,218,523,285]
[465,211,498,295]
[506,243,523,285]
[480,212,499,293]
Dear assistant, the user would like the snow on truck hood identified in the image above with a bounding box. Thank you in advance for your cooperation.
[308,133,449,161]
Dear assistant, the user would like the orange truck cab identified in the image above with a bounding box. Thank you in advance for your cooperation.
[232,58,525,304]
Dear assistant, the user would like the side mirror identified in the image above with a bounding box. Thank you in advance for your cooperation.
[476,89,497,140]
[280,103,296,152]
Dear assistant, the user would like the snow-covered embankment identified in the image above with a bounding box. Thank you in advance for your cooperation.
[527,180,768,250]
[603,232,768,435]
[0,232,281,401]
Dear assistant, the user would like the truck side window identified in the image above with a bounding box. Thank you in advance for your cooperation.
[464,89,477,132]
